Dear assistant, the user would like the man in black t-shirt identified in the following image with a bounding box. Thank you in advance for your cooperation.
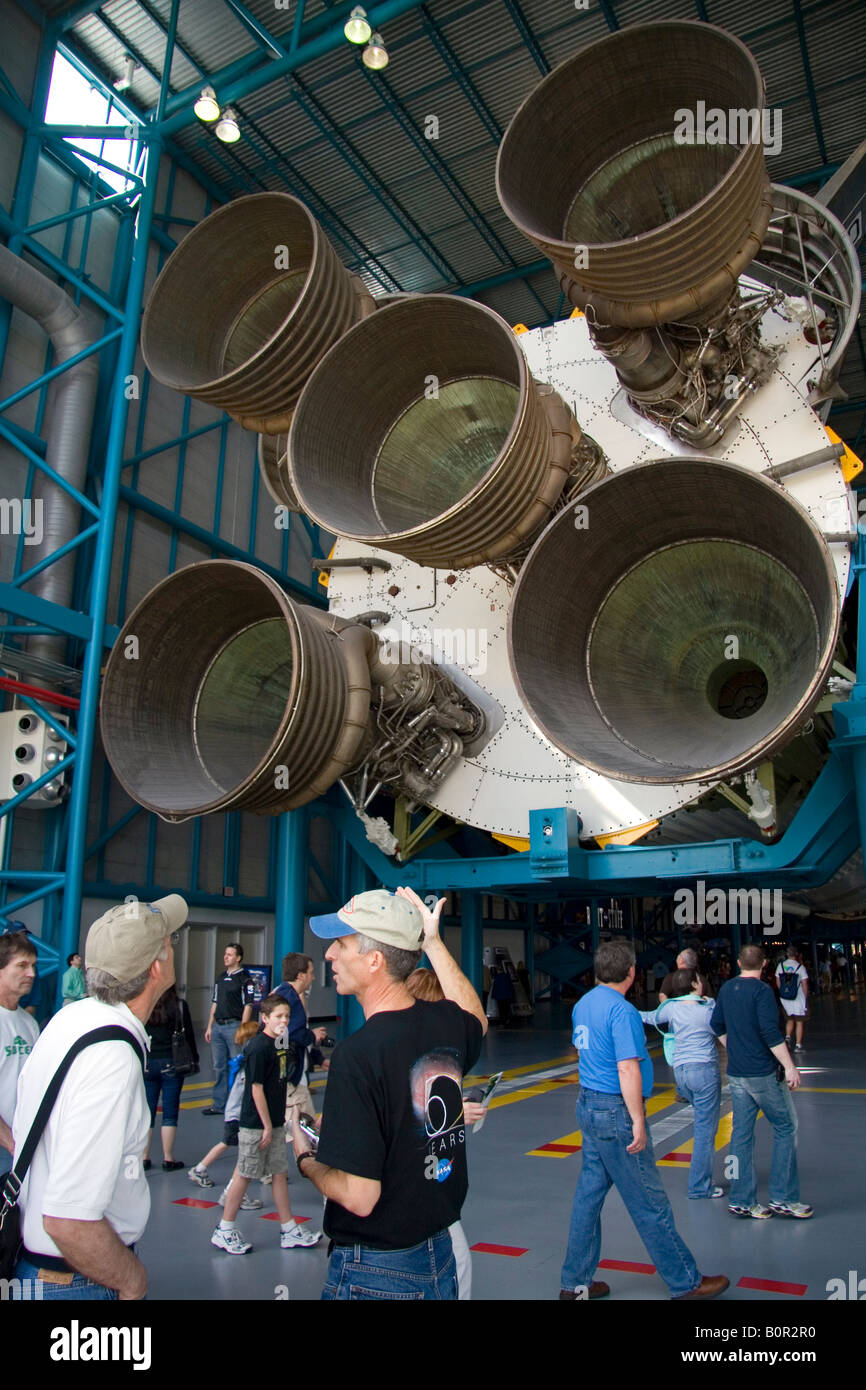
[290,886,486,1300]
[203,943,256,1113]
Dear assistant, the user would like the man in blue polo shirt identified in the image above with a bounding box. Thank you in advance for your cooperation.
[560,940,729,1302]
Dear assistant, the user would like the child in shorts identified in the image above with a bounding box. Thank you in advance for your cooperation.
[211,994,322,1255]
[189,1020,266,1208]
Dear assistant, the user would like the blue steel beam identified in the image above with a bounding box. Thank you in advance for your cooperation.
[791,0,829,166]
[116,485,326,603]
[0,585,92,641]
[56,0,182,992]
[501,0,550,76]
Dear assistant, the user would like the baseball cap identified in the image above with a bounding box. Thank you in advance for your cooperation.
[310,889,424,952]
[85,894,189,984]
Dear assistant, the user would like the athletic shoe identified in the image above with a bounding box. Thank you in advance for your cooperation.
[794,1043,804,1051]
[201,1106,224,1115]
[211,1226,252,1255]
[692,1186,725,1199]
[162,1160,184,1172]
[280,1223,322,1248]
[673,1275,730,1301]
[219,1188,263,1210]
[710,1186,725,1198]
[728,1203,772,1219]
[142,1159,151,1171]
[769,1201,813,1219]
[559,1282,610,1300]
[260,1173,273,1185]
[188,1166,214,1188]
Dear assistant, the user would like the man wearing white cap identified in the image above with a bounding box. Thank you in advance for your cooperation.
[8,893,187,1300]
[289,885,486,1300]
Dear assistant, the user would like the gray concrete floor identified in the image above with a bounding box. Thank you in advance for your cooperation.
[137,991,866,1301]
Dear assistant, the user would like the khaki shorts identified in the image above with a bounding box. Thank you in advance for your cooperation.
[237,1124,289,1180]
[285,1079,314,1120]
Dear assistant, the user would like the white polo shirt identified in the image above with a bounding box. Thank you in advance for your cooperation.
[13,997,151,1258]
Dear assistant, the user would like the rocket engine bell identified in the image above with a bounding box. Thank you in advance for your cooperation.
[99,561,486,821]
[287,294,605,572]
[140,193,375,434]
[496,21,779,446]
[507,458,840,785]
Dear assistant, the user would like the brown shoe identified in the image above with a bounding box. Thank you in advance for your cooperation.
[559,1281,610,1300]
[673,1275,730,1300]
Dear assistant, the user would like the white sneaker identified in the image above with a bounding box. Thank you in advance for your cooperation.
[219,1187,263,1210]
[188,1166,214,1188]
[211,1225,252,1254]
[280,1223,322,1248]
[769,1201,813,1219]
[729,1203,772,1219]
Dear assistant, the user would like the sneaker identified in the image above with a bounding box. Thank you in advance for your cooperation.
[280,1223,322,1248]
[201,1107,224,1115]
[691,1187,725,1199]
[211,1226,252,1255]
[728,1203,772,1219]
[188,1166,214,1188]
[260,1173,273,1186]
[710,1186,725,1198]
[769,1201,813,1219]
[142,1159,151,1171]
[793,1043,804,1051]
[162,1160,184,1172]
[219,1188,263,1211]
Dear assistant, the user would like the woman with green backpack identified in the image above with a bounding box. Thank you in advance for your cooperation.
[639,968,723,1199]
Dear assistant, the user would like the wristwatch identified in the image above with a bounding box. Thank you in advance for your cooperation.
[296,1150,316,1174]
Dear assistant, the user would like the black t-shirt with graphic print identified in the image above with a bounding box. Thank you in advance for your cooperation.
[316,999,483,1250]
[239,1030,288,1128]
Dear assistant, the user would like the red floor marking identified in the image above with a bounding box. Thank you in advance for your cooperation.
[471,1243,528,1257]
[661,1153,691,1163]
[536,1142,582,1153]
[173,1197,218,1209]
[737,1276,807,1296]
[598,1258,656,1275]
[260,1212,310,1222]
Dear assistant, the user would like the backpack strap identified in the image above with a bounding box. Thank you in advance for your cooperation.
[1,1025,146,1207]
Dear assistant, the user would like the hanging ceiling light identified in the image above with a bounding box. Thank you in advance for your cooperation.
[194,85,221,122]
[344,6,372,44]
[114,56,136,92]
[362,32,389,70]
[215,107,241,143]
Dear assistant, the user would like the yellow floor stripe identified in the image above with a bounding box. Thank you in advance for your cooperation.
[656,1110,733,1166]
[526,1088,676,1156]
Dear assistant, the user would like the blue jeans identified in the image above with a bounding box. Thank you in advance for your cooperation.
[728,1072,798,1207]
[10,1255,120,1300]
[144,1058,184,1127]
[561,1089,701,1298]
[210,1021,240,1108]
[322,1229,457,1300]
[673,1060,721,1198]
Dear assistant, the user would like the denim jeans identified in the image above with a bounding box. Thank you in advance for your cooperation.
[561,1089,701,1298]
[673,1060,721,1198]
[210,1021,240,1108]
[144,1058,185,1127]
[10,1255,119,1300]
[322,1228,457,1300]
[728,1072,798,1207]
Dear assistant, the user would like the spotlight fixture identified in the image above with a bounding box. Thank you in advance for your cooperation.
[114,56,136,92]
[362,33,389,70]
[194,85,221,122]
[215,107,241,143]
[344,6,372,44]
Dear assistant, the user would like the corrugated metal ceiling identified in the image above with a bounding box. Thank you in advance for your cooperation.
[39,0,865,442]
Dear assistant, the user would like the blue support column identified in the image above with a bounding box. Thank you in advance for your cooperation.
[524,909,535,1001]
[274,808,308,967]
[460,890,483,995]
[56,1,179,1001]
[336,846,370,1038]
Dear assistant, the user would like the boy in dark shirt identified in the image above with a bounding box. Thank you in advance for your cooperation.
[211,994,322,1254]
[711,943,810,1221]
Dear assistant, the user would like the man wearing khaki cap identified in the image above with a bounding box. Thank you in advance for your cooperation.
[289,885,486,1300]
[8,894,187,1300]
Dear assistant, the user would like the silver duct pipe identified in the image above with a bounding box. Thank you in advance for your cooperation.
[0,244,99,667]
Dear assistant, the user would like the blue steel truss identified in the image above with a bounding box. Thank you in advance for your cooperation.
[1,0,864,1016]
